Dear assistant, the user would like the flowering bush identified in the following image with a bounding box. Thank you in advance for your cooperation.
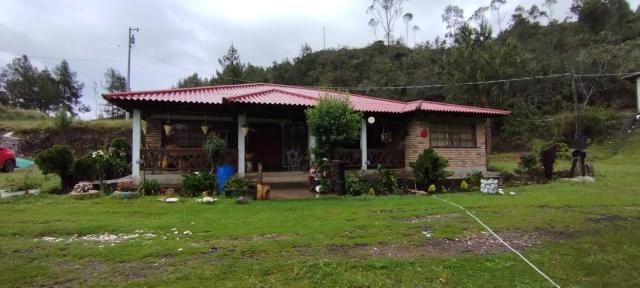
[92,148,129,180]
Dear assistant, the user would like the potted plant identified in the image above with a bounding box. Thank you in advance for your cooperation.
[181,171,214,197]
[223,175,250,198]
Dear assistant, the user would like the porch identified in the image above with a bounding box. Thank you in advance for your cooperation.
[139,147,405,174]
[134,106,407,178]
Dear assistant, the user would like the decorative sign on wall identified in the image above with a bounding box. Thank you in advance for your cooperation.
[420,129,428,138]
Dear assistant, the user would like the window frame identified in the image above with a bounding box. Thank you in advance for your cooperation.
[429,123,477,148]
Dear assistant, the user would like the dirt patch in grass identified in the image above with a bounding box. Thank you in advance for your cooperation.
[391,213,464,223]
[250,233,287,241]
[326,230,576,258]
[588,214,632,223]
[370,208,406,214]
[42,258,169,287]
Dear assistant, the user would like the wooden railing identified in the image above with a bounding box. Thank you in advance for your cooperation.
[368,149,404,168]
[141,148,237,173]
[340,149,404,169]
[141,148,403,173]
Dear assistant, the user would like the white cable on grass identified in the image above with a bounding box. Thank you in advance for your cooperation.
[433,195,562,288]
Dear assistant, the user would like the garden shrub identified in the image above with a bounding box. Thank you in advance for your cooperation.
[518,152,543,180]
[410,148,450,189]
[518,153,539,171]
[92,150,129,180]
[360,173,383,195]
[377,165,402,194]
[467,170,483,188]
[110,137,130,160]
[460,180,469,191]
[35,145,75,192]
[346,172,365,196]
[181,172,214,197]
[427,184,436,194]
[138,179,162,195]
[224,175,250,197]
[73,154,99,181]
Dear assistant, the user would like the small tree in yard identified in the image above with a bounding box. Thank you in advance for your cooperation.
[203,133,226,172]
[35,145,75,192]
[410,148,450,190]
[305,95,362,160]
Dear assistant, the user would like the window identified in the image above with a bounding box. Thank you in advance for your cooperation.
[163,121,234,148]
[173,123,206,148]
[430,123,476,148]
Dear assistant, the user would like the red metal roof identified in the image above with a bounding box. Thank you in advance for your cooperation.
[104,83,510,116]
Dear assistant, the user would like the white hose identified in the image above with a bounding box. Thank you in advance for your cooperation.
[433,195,562,288]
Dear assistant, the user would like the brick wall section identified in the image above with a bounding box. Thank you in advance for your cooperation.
[404,118,430,168]
[403,116,487,172]
[145,119,163,148]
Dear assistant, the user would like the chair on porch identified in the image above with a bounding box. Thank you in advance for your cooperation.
[286,149,303,171]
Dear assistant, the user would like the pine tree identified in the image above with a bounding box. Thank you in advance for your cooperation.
[54,60,84,116]
[102,68,127,119]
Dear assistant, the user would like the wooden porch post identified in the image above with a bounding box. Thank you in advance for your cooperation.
[131,109,141,183]
[308,131,316,163]
[360,118,367,171]
[636,78,640,113]
[237,114,246,177]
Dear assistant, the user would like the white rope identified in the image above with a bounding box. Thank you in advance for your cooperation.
[433,195,562,288]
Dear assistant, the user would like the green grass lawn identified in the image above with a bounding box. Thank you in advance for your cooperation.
[1,132,639,287]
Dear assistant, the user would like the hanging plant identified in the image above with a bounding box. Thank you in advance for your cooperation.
[381,131,393,144]
[163,123,174,136]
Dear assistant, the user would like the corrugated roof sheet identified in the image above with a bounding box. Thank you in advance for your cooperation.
[104,83,510,116]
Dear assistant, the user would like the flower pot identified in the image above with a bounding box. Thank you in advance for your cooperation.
[241,127,250,136]
[164,188,176,198]
[164,124,173,136]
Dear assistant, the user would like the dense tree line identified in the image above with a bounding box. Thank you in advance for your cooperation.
[0,56,88,116]
[176,0,640,148]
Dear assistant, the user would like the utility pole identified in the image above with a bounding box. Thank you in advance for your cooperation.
[126,26,139,120]
[323,26,326,50]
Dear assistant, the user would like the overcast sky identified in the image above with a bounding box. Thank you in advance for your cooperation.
[1,0,639,119]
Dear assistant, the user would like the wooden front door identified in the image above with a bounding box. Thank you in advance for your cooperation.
[246,123,283,170]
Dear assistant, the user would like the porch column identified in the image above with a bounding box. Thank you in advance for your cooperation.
[636,78,640,113]
[360,118,367,171]
[308,131,316,163]
[237,114,246,177]
[131,109,141,183]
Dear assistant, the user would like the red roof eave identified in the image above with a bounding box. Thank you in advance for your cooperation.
[102,83,511,116]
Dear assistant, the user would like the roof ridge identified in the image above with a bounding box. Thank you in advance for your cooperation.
[103,82,262,98]
[224,88,320,102]
[261,83,410,104]
[412,99,509,113]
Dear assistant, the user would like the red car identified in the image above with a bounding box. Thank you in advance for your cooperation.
[0,146,16,173]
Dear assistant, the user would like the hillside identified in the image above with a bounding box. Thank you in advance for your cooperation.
[176,1,640,148]
[0,106,131,157]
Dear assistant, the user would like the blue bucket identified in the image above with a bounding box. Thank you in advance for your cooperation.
[216,165,234,193]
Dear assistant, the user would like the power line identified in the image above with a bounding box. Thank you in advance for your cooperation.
[311,72,640,91]
[136,48,199,72]
[132,62,184,78]
[135,48,258,84]
[25,55,126,62]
